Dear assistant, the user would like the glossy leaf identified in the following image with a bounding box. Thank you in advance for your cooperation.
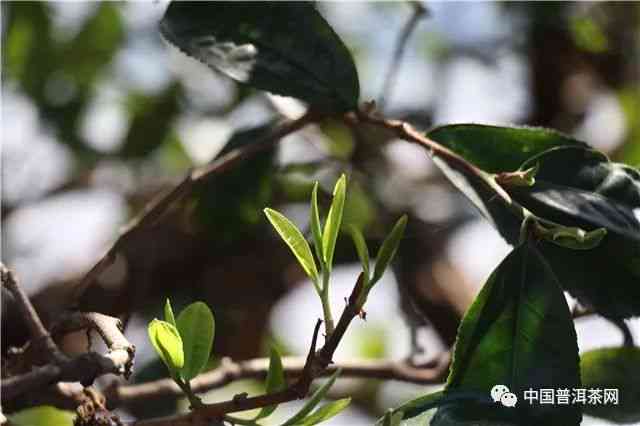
[310,182,325,268]
[160,1,359,112]
[282,369,342,426]
[428,124,585,173]
[430,244,581,426]
[164,298,177,327]
[255,346,286,420]
[8,406,75,426]
[426,125,587,244]
[581,347,640,423]
[430,155,522,245]
[512,146,640,241]
[322,174,347,270]
[176,302,215,381]
[372,215,408,284]
[297,398,351,426]
[265,208,319,282]
[347,225,370,279]
[148,319,184,377]
[508,146,640,317]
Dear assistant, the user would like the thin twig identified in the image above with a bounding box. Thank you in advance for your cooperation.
[72,111,320,302]
[378,1,428,110]
[1,264,136,404]
[52,311,136,379]
[124,270,375,425]
[1,263,65,364]
[107,353,450,408]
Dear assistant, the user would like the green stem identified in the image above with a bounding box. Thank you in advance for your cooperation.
[321,271,335,336]
[177,377,203,409]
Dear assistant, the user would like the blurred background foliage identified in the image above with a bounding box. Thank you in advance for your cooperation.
[1,2,639,424]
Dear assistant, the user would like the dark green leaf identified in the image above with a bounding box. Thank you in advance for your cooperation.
[176,302,215,381]
[120,84,181,158]
[255,346,286,420]
[164,298,177,327]
[195,123,276,244]
[512,146,640,241]
[508,146,640,318]
[322,174,347,270]
[310,182,325,268]
[430,244,581,426]
[160,1,360,112]
[429,155,522,244]
[372,215,407,284]
[297,398,351,425]
[425,124,587,244]
[265,208,319,282]
[148,319,184,378]
[581,347,640,423]
[281,369,342,426]
[428,124,585,173]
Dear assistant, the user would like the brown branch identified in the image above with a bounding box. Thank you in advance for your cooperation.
[1,264,135,405]
[378,1,428,110]
[72,111,320,302]
[1,263,64,364]
[51,311,136,380]
[108,352,450,409]
[123,272,379,425]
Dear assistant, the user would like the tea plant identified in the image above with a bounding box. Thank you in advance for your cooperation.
[2,2,638,426]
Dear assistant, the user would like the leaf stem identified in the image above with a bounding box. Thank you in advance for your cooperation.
[321,272,335,336]
[177,377,203,409]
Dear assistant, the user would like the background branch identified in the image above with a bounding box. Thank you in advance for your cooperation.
[378,1,428,110]
[72,111,320,304]
[108,352,450,408]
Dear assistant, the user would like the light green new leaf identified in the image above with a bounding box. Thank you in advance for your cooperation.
[255,346,286,420]
[372,215,407,284]
[347,225,370,279]
[164,298,177,327]
[297,398,351,425]
[176,302,215,381]
[539,225,607,250]
[310,182,325,268]
[148,319,184,377]
[8,406,75,426]
[322,174,347,270]
[282,369,342,426]
[265,208,319,282]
